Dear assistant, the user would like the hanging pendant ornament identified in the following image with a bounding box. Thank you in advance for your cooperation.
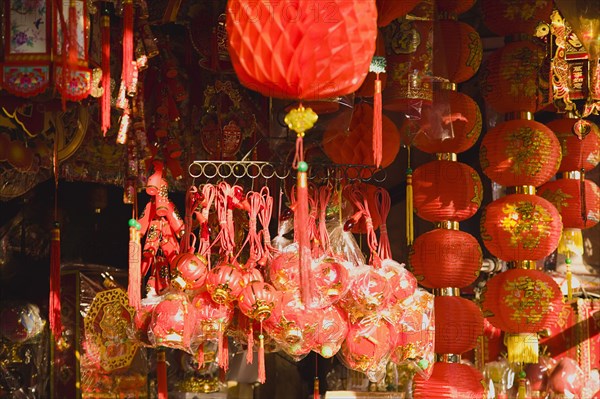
[285,105,318,306]
[122,0,134,91]
[370,56,386,168]
[128,218,142,309]
[101,6,111,135]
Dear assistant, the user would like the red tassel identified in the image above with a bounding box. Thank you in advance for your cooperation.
[218,329,229,371]
[197,342,204,366]
[101,14,111,135]
[258,333,266,384]
[128,226,141,309]
[122,0,134,90]
[49,224,62,341]
[157,350,168,399]
[314,377,320,399]
[68,2,78,67]
[246,322,254,364]
[373,76,383,167]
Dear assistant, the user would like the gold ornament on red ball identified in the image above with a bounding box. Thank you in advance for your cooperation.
[205,264,244,305]
[481,268,563,363]
[171,252,208,291]
[480,119,562,187]
[480,193,563,262]
[412,160,483,222]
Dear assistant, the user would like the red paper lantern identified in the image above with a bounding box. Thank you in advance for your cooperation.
[340,268,391,321]
[226,0,377,100]
[205,264,244,305]
[481,268,562,333]
[480,194,562,261]
[480,119,561,187]
[314,305,348,358]
[481,0,553,36]
[432,20,482,84]
[311,257,349,308]
[434,296,483,354]
[412,160,483,222]
[413,362,485,399]
[170,252,208,291]
[192,291,234,341]
[376,0,420,27]
[436,0,476,15]
[410,229,482,289]
[546,118,600,173]
[538,179,600,229]
[240,267,265,287]
[322,102,401,168]
[238,281,279,322]
[479,41,546,114]
[269,250,300,292]
[383,17,433,115]
[380,259,417,303]
[408,89,482,154]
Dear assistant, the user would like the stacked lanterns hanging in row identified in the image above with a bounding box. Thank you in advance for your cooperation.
[538,117,600,299]
[478,0,563,365]
[409,1,485,397]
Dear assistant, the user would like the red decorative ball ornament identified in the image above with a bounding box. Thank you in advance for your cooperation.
[322,102,401,168]
[480,194,562,261]
[546,118,600,173]
[432,20,482,84]
[240,267,265,287]
[539,179,600,229]
[192,291,234,341]
[311,257,349,307]
[226,0,377,100]
[408,89,482,154]
[341,268,391,321]
[481,268,562,334]
[481,0,553,36]
[206,264,244,305]
[171,252,208,291]
[380,259,417,303]
[376,0,420,27]
[413,362,485,399]
[412,160,483,222]
[410,229,482,289]
[238,281,279,322]
[339,319,393,373]
[314,305,348,358]
[269,250,300,292]
[149,292,196,352]
[479,41,546,114]
[480,119,561,187]
[434,296,483,355]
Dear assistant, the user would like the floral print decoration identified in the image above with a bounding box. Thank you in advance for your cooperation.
[501,200,554,249]
[505,126,552,178]
[10,0,47,54]
[503,275,555,325]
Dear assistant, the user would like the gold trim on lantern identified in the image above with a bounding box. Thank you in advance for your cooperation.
[562,171,583,180]
[436,152,457,161]
[509,260,537,270]
[514,185,536,195]
[505,111,534,121]
[434,221,460,230]
[437,353,462,363]
[433,287,460,296]
[435,81,458,91]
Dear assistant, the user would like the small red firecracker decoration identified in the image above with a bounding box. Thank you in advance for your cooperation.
[480,119,561,187]
[480,193,562,262]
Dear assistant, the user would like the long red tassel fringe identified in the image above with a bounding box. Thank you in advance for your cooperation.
[157,350,168,399]
[101,13,111,135]
[49,224,62,340]
[122,0,134,90]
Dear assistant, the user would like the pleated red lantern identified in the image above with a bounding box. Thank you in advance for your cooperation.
[547,118,600,173]
[481,268,562,334]
[376,0,420,27]
[480,119,561,187]
[407,89,482,154]
[479,41,546,114]
[410,229,482,289]
[481,0,553,36]
[413,362,485,399]
[322,103,401,168]
[480,193,562,261]
[412,160,483,222]
[226,0,377,100]
[538,179,600,229]
[434,296,484,354]
[432,21,482,84]
[205,264,244,305]
[436,0,476,15]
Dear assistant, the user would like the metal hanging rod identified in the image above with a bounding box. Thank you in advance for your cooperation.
[188,160,386,183]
